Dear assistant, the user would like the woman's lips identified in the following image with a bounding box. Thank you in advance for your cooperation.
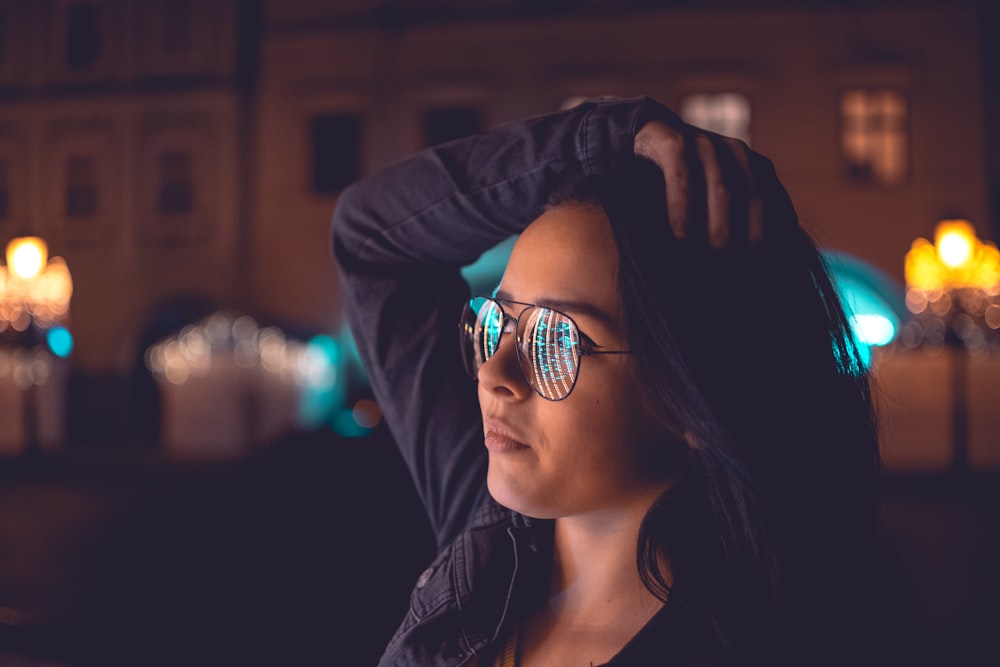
[485,431,530,452]
[483,420,530,452]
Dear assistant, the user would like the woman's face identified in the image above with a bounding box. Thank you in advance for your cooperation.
[478,203,670,520]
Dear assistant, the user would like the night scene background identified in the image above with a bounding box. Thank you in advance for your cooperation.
[0,0,997,664]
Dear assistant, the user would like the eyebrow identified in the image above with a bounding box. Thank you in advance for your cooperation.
[494,289,620,331]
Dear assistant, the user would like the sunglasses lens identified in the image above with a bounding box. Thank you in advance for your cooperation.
[459,298,584,401]
[518,307,581,401]
[460,297,504,377]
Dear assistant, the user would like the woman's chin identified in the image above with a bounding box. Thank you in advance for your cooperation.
[486,467,558,519]
[487,467,532,514]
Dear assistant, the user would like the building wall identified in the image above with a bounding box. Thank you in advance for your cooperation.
[256,1,987,325]
[0,0,245,372]
[4,1,986,373]
[254,0,995,470]
[0,0,991,456]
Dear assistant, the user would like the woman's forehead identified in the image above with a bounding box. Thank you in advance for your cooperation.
[499,203,619,309]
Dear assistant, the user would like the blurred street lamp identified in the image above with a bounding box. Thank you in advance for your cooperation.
[901,219,1000,472]
[0,236,74,455]
[1,237,74,332]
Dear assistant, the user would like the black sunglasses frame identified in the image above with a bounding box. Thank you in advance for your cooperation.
[459,296,634,401]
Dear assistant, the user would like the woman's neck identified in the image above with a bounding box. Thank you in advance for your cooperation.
[517,496,672,667]
[547,503,669,628]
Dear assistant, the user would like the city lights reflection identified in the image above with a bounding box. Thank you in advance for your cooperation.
[824,250,906,366]
[8,238,47,280]
[936,220,976,269]
[850,314,896,347]
[0,236,73,454]
[146,312,319,388]
[0,238,74,331]
[902,220,1000,355]
[145,312,380,439]
[352,398,382,429]
[0,347,54,391]
[46,326,74,358]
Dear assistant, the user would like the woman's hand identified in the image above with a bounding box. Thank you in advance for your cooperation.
[635,119,795,249]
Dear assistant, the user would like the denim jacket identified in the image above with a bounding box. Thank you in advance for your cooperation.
[333,97,702,667]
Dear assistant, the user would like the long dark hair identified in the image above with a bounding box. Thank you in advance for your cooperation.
[546,158,884,663]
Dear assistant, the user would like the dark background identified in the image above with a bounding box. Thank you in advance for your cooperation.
[0,1,998,665]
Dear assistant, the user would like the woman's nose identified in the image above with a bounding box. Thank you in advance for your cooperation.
[477,333,532,401]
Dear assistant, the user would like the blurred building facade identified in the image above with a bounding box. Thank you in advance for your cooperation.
[255,0,996,469]
[0,0,995,460]
[0,0,252,375]
[256,0,989,324]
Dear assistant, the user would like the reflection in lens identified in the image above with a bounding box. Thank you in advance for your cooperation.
[471,298,503,373]
[520,307,579,400]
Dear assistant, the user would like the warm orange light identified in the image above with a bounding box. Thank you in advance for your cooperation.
[904,237,944,292]
[6,237,47,280]
[935,220,975,269]
[0,236,73,327]
[905,220,999,294]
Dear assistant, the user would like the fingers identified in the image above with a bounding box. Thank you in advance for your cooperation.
[660,134,690,240]
[721,136,761,247]
[635,120,689,239]
[635,119,794,248]
[635,121,797,250]
[696,133,731,249]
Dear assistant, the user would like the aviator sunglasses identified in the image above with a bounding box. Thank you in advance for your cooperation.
[459,296,634,401]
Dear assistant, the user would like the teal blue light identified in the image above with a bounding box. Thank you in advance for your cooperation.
[462,235,518,295]
[298,386,335,429]
[295,324,374,434]
[854,340,872,368]
[307,334,341,367]
[850,314,896,346]
[47,327,74,358]
[296,334,345,429]
[822,251,905,353]
[332,408,373,438]
[338,323,365,379]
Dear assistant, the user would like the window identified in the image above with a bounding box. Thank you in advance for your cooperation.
[424,107,482,146]
[310,113,362,194]
[66,2,103,69]
[840,89,907,187]
[679,93,752,144]
[65,155,99,217]
[158,151,194,214]
[161,0,193,54]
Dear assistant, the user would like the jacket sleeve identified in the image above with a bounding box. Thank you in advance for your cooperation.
[332,96,673,547]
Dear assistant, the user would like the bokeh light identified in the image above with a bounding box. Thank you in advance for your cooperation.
[46,326,74,358]
[850,314,896,346]
[352,398,382,429]
[903,220,1000,355]
[824,250,906,365]
[935,220,975,269]
[7,237,47,280]
[145,313,365,436]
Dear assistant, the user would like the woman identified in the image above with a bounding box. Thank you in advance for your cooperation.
[333,96,907,666]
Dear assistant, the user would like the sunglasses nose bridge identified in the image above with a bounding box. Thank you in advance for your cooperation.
[500,311,519,337]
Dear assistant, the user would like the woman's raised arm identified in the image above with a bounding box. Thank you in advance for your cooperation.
[332,97,674,546]
[331,95,783,547]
